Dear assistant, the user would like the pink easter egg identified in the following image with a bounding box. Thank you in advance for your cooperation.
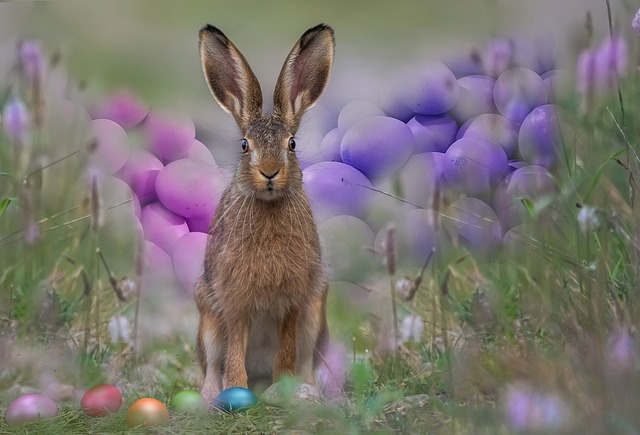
[140,203,189,254]
[171,232,208,294]
[144,109,196,163]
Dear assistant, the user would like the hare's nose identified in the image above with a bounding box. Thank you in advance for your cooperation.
[260,169,280,180]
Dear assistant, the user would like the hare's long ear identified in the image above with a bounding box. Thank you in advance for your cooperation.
[199,25,263,132]
[273,24,335,131]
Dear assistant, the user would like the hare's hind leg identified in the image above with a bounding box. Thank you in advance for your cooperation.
[273,309,299,381]
[222,312,250,389]
[197,312,224,403]
[298,292,328,385]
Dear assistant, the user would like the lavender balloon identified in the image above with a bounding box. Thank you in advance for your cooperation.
[407,114,458,153]
[89,119,131,175]
[449,75,496,123]
[396,62,460,115]
[463,114,518,158]
[155,159,229,219]
[5,394,58,426]
[518,104,560,168]
[116,148,164,205]
[443,198,502,259]
[443,136,508,196]
[493,165,556,229]
[399,152,445,208]
[319,127,344,162]
[172,232,208,294]
[91,91,148,129]
[140,203,189,255]
[341,116,414,179]
[303,161,372,221]
[493,67,548,123]
[143,109,196,163]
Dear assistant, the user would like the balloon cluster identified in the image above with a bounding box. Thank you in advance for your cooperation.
[88,37,561,293]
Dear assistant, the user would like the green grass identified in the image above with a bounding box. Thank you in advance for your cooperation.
[3,7,640,435]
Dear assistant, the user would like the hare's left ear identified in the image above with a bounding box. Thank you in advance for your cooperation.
[273,24,335,131]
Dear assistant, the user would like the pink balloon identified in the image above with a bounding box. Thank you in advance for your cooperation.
[143,109,196,163]
[140,203,189,255]
[89,119,130,175]
[90,91,148,129]
[172,232,208,294]
[116,148,163,205]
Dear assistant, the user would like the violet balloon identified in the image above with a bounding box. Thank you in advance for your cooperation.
[144,109,196,163]
[449,75,496,123]
[443,136,508,197]
[463,113,518,158]
[493,67,548,123]
[303,161,372,221]
[319,127,344,162]
[89,119,131,175]
[340,116,414,179]
[407,114,458,153]
[172,232,208,294]
[518,104,561,168]
[155,159,229,219]
[140,203,189,255]
[337,100,385,132]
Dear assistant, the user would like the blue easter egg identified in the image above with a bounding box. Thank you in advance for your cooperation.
[213,387,258,413]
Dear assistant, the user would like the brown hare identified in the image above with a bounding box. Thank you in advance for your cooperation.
[195,24,335,402]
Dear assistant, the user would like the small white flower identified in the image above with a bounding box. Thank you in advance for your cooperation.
[395,277,414,299]
[400,315,424,343]
[108,315,131,344]
[577,206,600,233]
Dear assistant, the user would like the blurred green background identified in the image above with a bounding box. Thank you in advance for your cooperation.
[0,0,620,128]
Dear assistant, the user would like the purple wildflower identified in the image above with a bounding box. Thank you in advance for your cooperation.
[2,98,30,143]
[504,385,567,431]
[594,36,628,89]
[607,330,636,368]
[633,9,640,35]
[317,341,347,400]
[18,40,45,82]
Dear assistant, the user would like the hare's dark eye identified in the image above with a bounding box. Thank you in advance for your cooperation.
[288,137,296,151]
[241,138,249,152]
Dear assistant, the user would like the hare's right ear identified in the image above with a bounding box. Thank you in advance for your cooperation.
[199,25,263,132]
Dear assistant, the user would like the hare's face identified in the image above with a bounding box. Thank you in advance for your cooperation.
[237,116,302,201]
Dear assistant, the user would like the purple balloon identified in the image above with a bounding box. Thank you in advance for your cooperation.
[443,51,485,78]
[396,62,460,115]
[443,136,508,196]
[89,119,130,175]
[399,152,444,208]
[140,203,190,255]
[449,75,496,123]
[143,109,196,163]
[141,239,178,292]
[493,67,548,123]
[493,165,556,229]
[116,148,163,205]
[407,114,458,153]
[463,114,518,158]
[186,214,212,233]
[319,128,344,162]
[172,232,208,294]
[303,161,372,221]
[518,104,560,168]
[443,198,502,259]
[90,91,148,129]
[155,159,229,219]
[340,116,414,179]
[5,394,58,426]
[456,116,477,140]
[337,100,385,132]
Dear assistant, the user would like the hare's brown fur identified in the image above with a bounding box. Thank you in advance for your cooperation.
[195,24,334,401]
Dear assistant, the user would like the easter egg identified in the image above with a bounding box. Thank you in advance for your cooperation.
[443,136,508,197]
[407,114,458,153]
[395,61,460,115]
[5,394,58,426]
[449,75,496,123]
[81,384,122,417]
[493,67,548,123]
[337,100,385,132]
[126,398,170,428]
[518,104,561,168]
[318,127,344,162]
[214,387,258,413]
[463,113,518,158]
[340,116,414,179]
[303,161,372,221]
[171,232,208,294]
[89,118,131,175]
[116,148,164,205]
[182,139,216,164]
[171,390,208,414]
[140,203,189,255]
[90,90,148,129]
[144,109,196,163]
[443,198,502,259]
[155,158,229,219]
